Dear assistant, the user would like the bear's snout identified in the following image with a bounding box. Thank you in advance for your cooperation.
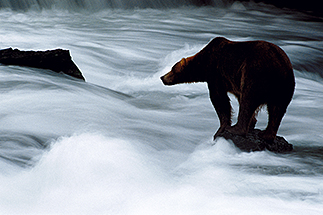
[160,74,173,85]
[160,75,167,85]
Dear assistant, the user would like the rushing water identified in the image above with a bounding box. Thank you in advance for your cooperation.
[0,1,323,214]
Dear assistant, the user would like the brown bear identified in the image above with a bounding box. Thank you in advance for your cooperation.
[160,37,295,142]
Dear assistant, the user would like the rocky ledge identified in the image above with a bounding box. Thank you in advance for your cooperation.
[217,129,293,153]
[0,48,85,81]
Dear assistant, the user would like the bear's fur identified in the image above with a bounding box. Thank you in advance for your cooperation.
[161,37,295,142]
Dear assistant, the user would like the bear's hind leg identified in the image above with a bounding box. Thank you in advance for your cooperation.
[260,103,287,142]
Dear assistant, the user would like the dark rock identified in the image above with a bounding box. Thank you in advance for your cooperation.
[0,48,85,81]
[217,129,293,153]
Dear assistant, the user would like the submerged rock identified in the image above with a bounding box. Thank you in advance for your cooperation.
[217,129,293,153]
[0,48,85,80]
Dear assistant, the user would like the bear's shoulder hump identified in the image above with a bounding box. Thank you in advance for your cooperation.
[209,37,231,47]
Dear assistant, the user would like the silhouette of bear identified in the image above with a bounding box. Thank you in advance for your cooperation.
[161,37,295,142]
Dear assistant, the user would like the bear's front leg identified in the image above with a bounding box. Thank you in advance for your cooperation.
[214,125,230,139]
[208,85,232,140]
[226,95,259,137]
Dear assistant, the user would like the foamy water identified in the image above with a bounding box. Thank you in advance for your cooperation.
[0,2,323,214]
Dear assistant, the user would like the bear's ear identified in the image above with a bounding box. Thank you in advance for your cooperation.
[180,58,187,67]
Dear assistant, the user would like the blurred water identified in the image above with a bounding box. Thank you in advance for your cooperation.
[0,0,226,10]
[0,3,323,214]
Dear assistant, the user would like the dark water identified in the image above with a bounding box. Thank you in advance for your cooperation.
[0,1,322,214]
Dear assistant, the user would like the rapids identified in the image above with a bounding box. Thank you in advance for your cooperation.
[0,1,322,214]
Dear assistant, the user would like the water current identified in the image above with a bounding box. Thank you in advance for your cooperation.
[0,1,323,214]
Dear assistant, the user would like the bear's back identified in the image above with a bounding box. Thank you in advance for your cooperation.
[215,38,291,68]
[205,38,292,75]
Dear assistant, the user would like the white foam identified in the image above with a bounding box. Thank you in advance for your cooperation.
[1,134,322,214]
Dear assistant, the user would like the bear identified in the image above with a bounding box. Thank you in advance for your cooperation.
[160,37,295,142]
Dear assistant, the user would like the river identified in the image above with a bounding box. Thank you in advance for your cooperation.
[0,1,322,214]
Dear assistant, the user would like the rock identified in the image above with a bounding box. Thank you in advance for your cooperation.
[217,129,293,153]
[0,48,85,81]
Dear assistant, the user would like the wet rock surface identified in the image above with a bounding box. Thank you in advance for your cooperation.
[0,48,85,80]
[217,129,293,153]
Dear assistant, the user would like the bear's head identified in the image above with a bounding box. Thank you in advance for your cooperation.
[160,58,188,85]
[161,54,208,86]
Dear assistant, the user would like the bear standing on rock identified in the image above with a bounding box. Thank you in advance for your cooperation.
[161,37,295,143]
